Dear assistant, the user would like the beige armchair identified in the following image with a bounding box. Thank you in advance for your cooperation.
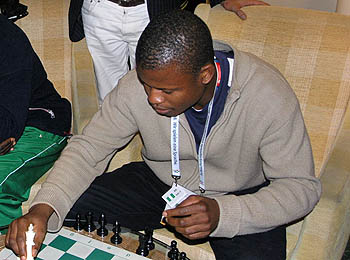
[21,1,350,259]
[191,4,350,260]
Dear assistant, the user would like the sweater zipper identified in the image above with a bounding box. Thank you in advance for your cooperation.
[28,108,55,119]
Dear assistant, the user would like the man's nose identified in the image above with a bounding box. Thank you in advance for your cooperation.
[148,88,164,105]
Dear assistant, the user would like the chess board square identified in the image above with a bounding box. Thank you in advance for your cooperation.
[85,248,114,260]
[59,253,84,260]
[0,250,17,260]
[49,235,76,252]
[44,232,59,245]
[36,245,65,259]
[40,243,47,250]
[66,240,94,258]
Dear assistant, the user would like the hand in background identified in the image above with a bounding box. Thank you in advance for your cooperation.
[5,204,54,260]
[163,195,220,240]
[0,137,16,155]
[221,0,270,20]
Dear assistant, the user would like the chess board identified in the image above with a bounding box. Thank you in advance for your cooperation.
[0,227,148,260]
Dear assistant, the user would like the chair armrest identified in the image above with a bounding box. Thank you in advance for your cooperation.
[194,3,211,22]
[289,106,350,260]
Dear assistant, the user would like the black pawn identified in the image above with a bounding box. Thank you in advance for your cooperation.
[168,240,179,260]
[97,213,108,237]
[179,252,187,260]
[145,227,155,251]
[110,221,122,245]
[73,213,82,231]
[84,211,96,232]
[136,234,149,257]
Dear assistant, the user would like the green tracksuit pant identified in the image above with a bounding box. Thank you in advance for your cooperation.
[0,126,67,233]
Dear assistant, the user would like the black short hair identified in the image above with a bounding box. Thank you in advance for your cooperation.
[136,10,214,74]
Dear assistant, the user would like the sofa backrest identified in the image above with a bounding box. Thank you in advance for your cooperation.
[16,0,72,101]
[195,4,350,178]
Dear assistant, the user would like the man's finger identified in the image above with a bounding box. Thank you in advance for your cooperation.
[5,223,17,253]
[33,229,46,257]
[0,138,15,155]
[168,211,210,228]
[166,203,204,218]
[242,0,270,7]
[0,142,12,154]
[235,9,247,20]
[17,226,28,259]
[175,225,211,240]
[185,230,210,240]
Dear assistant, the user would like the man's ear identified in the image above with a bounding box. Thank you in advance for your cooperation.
[199,63,216,85]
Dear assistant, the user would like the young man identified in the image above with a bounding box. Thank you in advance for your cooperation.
[69,0,269,103]
[0,14,71,231]
[6,10,320,260]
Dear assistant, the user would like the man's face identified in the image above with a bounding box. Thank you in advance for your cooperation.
[137,63,212,117]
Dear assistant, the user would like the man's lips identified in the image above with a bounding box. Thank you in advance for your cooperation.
[153,106,170,114]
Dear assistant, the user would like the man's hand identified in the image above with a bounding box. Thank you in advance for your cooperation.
[221,0,270,20]
[5,204,54,260]
[163,195,220,240]
[0,137,16,155]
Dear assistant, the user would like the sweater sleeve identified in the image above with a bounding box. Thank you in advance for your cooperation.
[31,80,140,231]
[0,16,33,142]
[211,99,321,238]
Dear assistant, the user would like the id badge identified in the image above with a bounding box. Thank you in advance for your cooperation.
[160,183,195,225]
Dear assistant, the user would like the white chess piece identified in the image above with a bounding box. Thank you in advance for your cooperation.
[25,224,35,260]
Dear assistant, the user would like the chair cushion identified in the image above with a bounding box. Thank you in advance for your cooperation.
[195,4,350,179]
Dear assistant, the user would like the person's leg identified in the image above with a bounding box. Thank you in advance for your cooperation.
[209,226,286,260]
[65,162,170,230]
[81,0,129,103]
[125,3,150,70]
[0,127,67,228]
[209,181,286,260]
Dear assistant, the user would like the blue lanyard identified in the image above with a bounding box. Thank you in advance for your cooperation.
[170,62,222,193]
[170,93,216,193]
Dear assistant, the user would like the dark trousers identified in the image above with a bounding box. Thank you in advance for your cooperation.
[65,162,286,260]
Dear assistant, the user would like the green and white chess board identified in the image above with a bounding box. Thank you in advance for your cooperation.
[0,227,147,260]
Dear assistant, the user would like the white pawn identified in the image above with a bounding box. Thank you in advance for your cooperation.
[25,224,35,260]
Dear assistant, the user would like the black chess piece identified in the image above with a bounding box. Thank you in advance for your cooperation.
[179,252,187,260]
[136,234,149,257]
[84,211,96,232]
[73,213,82,231]
[168,240,179,260]
[145,227,155,250]
[110,220,122,245]
[97,213,108,237]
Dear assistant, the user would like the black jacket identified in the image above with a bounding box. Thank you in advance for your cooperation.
[0,15,72,142]
[69,0,186,42]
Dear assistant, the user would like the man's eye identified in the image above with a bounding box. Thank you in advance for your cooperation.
[163,90,172,94]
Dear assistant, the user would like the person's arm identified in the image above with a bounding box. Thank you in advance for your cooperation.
[163,195,220,239]
[29,74,140,232]
[5,204,54,260]
[211,97,321,238]
[211,0,270,20]
[0,16,33,142]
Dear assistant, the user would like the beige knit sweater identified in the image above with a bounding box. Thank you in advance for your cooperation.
[32,41,321,238]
